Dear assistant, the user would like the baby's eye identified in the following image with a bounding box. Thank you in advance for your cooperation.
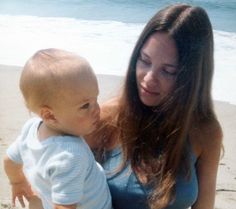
[80,103,90,109]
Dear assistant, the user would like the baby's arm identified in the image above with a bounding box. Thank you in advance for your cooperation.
[54,203,77,209]
[4,155,34,207]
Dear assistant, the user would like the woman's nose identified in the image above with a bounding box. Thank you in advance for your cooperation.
[143,70,159,87]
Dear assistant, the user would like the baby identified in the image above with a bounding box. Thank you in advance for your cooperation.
[4,49,112,209]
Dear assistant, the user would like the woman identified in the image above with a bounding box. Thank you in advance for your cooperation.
[86,3,222,209]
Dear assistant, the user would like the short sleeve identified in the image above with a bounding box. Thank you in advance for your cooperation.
[6,136,23,164]
[6,117,40,164]
[46,148,88,205]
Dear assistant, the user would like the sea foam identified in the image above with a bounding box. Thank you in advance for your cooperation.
[0,15,235,104]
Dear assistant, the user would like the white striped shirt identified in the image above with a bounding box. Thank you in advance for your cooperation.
[7,117,112,209]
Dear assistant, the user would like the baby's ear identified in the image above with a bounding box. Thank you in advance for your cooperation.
[39,106,57,124]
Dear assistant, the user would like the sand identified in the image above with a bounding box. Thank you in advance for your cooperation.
[0,64,235,208]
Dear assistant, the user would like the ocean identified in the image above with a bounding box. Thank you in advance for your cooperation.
[0,0,235,104]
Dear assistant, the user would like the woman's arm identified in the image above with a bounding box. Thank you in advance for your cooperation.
[191,121,223,209]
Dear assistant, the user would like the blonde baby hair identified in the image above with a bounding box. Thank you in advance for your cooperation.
[20,48,94,113]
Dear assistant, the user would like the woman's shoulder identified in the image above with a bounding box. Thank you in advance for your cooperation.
[101,97,119,116]
[189,119,223,158]
[85,97,120,149]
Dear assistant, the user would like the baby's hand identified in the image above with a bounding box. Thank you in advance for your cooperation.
[11,180,35,208]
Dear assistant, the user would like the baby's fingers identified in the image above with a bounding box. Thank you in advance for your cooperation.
[18,196,26,208]
[12,194,16,207]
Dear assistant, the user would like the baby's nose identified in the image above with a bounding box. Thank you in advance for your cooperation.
[92,102,100,117]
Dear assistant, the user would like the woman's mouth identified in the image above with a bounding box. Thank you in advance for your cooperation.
[140,85,159,96]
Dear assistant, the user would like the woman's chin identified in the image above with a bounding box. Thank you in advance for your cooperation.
[140,97,160,107]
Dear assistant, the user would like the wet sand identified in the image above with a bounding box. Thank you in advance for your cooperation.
[0,65,235,208]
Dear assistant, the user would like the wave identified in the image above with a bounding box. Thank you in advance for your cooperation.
[1,0,236,32]
[0,14,235,104]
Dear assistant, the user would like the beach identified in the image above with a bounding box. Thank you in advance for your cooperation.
[0,64,236,209]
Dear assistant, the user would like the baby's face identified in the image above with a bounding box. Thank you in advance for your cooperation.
[52,71,100,137]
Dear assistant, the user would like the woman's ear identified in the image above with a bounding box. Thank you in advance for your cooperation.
[39,106,57,125]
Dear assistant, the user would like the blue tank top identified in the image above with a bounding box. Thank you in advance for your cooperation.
[102,147,198,209]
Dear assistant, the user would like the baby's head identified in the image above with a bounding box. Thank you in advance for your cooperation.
[20,48,100,136]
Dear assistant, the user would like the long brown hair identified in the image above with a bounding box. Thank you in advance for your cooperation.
[99,4,217,209]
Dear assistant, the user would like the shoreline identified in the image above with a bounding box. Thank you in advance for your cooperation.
[0,64,235,208]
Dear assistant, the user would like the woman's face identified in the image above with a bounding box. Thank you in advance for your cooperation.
[136,32,179,107]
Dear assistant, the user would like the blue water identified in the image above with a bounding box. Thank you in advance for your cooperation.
[0,0,236,32]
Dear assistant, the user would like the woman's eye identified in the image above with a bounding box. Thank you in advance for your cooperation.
[161,68,177,76]
[80,103,90,109]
